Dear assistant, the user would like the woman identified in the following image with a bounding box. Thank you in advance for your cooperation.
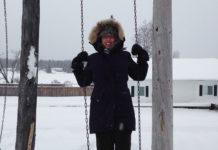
[71,18,149,150]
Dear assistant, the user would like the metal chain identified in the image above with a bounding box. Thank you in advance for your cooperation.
[80,0,90,149]
[0,0,9,147]
[137,81,142,150]
[80,0,84,52]
[133,0,138,44]
[133,0,142,150]
[83,88,90,150]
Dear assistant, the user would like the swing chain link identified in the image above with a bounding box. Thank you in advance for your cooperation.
[133,0,138,44]
[80,0,84,52]
[133,0,142,149]
[0,0,9,147]
[137,81,142,150]
[83,88,90,150]
[80,0,90,149]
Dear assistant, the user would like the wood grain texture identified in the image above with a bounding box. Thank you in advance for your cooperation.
[152,0,173,150]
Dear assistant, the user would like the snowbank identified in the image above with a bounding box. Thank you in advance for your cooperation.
[0,96,218,150]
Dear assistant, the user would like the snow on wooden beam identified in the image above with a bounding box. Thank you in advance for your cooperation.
[15,0,40,150]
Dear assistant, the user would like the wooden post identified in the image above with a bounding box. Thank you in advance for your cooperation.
[152,0,173,150]
[15,0,40,150]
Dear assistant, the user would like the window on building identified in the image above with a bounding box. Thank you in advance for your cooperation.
[131,86,135,97]
[145,86,149,97]
[200,85,215,96]
[199,85,202,96]
[139,87,145,96]
[208,86,213,95]
[203,86,208,95]
[214,85,217,96]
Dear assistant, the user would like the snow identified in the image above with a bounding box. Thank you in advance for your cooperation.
[0,96,218,150]
[44,58,218,84]
[27,46,37,80]
[173,58,218,80]
[145,58,218,80]
[0,70,78,86]
[38,70,77,85]
[1,58,218,85]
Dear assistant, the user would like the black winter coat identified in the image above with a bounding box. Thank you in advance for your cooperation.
[74,47,148,133]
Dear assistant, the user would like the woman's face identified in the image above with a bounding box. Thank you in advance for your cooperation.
[101,34,116,49]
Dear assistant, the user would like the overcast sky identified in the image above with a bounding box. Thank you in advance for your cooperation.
[0,0,218,60]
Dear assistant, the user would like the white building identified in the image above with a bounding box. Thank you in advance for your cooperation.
[129,58,218,103]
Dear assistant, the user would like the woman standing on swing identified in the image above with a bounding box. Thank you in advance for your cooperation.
[71,18,149,150]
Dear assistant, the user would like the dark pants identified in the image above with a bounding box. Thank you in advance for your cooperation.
[96,130,132,150]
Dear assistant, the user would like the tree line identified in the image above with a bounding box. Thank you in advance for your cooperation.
[0,58,72,72]
[38,60,72,73]
[0,58,72,83]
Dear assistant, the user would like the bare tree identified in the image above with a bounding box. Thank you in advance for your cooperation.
[0,57,9,83]
[0,51,20,83]
[173,50,180,58]
[137,20,153,56]
[11,50,21,83]
[45,61,52,73]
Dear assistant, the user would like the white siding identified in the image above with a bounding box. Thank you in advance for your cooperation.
[173,80,197,102]
[197,80,218,102]
[128,79,218,103]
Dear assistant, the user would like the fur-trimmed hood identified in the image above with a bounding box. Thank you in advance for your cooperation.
[88,19,125,54]
[89,19,125,44]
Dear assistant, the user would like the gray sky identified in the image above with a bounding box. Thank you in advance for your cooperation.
[0,0,218,60]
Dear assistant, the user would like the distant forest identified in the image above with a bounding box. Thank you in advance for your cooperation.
[0,59,72,73]
[39,60,72,73]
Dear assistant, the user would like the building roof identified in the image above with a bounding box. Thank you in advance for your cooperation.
[145,58,218,80]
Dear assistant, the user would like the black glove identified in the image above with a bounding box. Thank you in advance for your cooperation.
[71,51,88,71]
[131,44,149,62]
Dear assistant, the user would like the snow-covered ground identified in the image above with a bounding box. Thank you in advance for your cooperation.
[0,96,218,150]
[1,58,218,85]
[0,70,78,86]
